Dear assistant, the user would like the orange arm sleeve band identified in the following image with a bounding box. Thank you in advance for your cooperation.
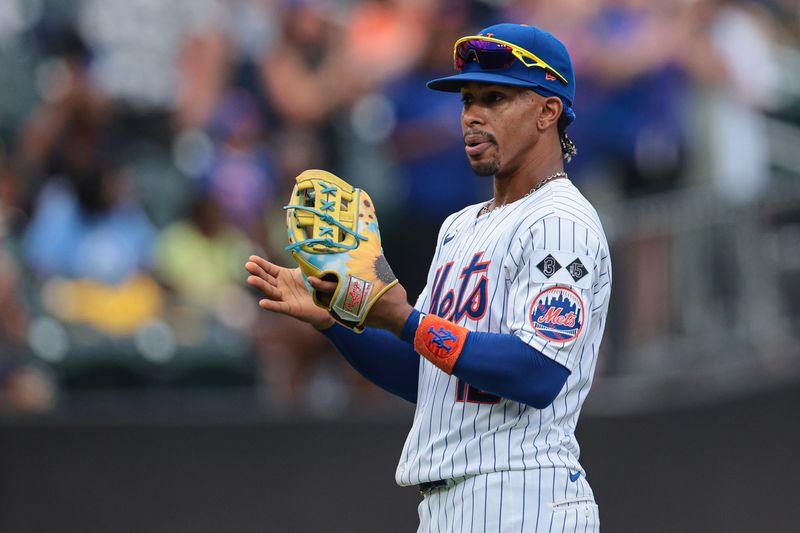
[413,313,469,374]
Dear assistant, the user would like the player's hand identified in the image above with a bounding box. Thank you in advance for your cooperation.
[245,255,335,330]
[307,277,413,336]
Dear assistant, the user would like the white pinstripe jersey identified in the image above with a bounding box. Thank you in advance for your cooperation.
[396,179,612,486]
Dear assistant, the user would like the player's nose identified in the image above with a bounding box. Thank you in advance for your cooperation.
[462,104,486,129]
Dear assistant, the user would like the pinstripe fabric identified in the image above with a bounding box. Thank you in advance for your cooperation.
[417,470,599,533]
[400,180,609,531]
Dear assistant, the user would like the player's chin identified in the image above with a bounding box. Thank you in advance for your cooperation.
[469,158,500,177]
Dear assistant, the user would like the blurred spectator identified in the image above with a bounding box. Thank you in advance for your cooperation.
[73,0,233,232]
[203,88,279,252]
[384,14,483,219]
[156,193,254,310]
[333,0,440,203]
[694,0,783,204]
[343,0,436,88]
[78,0,231,130]
[23,160,156,284]
[259,0,353,173]
[22,156,161,336]
[522,0,693,197]
[16,26,110,211]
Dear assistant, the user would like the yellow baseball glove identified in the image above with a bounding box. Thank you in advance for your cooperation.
[285,169,398,332]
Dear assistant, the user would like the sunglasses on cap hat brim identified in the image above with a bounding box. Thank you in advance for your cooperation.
[454,35,569,86]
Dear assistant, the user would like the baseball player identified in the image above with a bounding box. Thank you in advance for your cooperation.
[246,23,610,532]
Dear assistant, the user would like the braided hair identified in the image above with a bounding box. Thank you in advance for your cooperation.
[558,114,577,163]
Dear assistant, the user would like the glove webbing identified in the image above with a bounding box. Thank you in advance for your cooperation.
[283,203,370,252]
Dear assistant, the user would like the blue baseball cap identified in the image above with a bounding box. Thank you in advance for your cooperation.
[427,23,576,125]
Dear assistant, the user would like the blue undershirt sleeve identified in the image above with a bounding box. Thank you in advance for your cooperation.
[401,309,569,408]
[322,324,419,403]
[454,331,570,409]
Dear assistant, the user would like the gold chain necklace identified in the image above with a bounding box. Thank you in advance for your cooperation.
[478,171,568,217]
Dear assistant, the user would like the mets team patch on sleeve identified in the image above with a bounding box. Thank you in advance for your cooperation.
[529,287,584,343]
[530,251,593,289]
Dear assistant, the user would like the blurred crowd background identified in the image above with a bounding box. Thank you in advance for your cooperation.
[0,0,799,417]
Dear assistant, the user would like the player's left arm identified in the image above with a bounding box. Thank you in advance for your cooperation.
[505,216,611,373]
[400,310,569,408]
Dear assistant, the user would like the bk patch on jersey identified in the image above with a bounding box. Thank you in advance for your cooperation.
[529,287,584,343]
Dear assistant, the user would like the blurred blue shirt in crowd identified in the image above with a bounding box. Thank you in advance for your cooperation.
[23,179,156,285]
[387,72,489,219]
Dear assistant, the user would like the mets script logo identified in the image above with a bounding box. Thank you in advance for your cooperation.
[429,252,490,322]
[529,287,584,343]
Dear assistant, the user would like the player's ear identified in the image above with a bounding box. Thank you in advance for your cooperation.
[536,96,563,132]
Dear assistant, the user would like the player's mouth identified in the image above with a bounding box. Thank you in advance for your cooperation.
[464,132,495,157]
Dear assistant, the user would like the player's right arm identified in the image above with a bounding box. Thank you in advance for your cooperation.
[323,324,419,403]
[245,254,419,403]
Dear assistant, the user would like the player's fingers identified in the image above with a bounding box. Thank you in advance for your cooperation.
[244,260,269,279]
[307,276,337,294]
[247,275,283,300]
[258,298,292,315]
[249,255,281,277]
[245,261,280,287]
